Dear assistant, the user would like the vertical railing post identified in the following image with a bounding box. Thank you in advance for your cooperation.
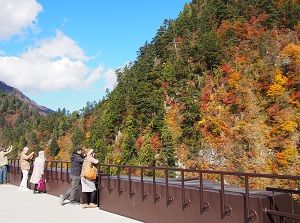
[200,172,210,213]
[50,161,54,181]
[45,160,48,181]
[245,175,257,221]
[153,168,161,201]
[55,161,58,180]
[108,165,113,192]
[141,167,149,199]
[128,167,135,197]
[66,162,70,182]
[60,161,63,181]
[118,166,124,194]
[221,174,232,216]
[181,170,190,207]
[165,169,174,205]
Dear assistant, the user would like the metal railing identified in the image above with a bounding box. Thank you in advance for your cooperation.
[8,159,300,222]
[98,164,300,222]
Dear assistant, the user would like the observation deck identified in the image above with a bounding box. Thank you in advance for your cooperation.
[6,159,300,223]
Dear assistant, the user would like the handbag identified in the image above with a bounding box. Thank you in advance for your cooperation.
[36,177,46,192]
[83,162,97,180]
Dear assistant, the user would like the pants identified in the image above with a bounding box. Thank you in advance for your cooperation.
[63,174,81,202]
[19,170,29,189]
[82,190,97,204]
[0,165,7,184]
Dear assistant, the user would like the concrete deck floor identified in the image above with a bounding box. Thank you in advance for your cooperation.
[0,184,142,223]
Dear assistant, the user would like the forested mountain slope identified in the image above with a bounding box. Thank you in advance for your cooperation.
[87,0,300,182]
[0,81,53,115]
[1,1,300,188]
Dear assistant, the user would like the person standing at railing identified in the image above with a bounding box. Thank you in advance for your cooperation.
[60,146,84,205]
[30,151,46,193]
[0,145,13,185]
[18,147,35,191]
[81,149,99,208]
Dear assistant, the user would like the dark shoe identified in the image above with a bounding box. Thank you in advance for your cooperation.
[60,194,65,206]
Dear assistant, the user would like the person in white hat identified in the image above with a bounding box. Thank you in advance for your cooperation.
[30,151,46,193]
[81,149,99,208]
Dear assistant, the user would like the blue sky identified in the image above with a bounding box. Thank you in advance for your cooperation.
[0,0,190,113]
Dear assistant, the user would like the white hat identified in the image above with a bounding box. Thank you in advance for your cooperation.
[87,149,94,155]
[38,151,45,157]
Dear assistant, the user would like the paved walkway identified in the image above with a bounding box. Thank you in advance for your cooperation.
[0,184,142,223]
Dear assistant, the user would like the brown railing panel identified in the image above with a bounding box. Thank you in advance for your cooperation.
[7,159,300,223]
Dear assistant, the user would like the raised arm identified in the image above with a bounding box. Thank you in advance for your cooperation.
[4,145,13,155]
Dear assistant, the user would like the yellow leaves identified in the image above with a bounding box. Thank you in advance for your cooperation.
[267,69,287,98]
[274,69,287,85]
[281,43,300,74]
[267,84,284,97]
[228,71,241,89]
[197,119,206,126]
[281,43,300,64]
[274,148,297,171]
[85,132,91,139]
[284,147,296,163]
[167,104,184,140]
[280,120,298,132]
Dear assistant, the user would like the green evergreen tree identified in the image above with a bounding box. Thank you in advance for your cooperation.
[50,138,59,157]
[139,134,155,167]
[160,122,175,167]
[71,127,85,147]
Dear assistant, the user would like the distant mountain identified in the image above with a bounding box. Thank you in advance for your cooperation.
[0,81,54,115]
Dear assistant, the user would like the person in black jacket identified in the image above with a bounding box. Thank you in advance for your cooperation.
[60,146,84,205]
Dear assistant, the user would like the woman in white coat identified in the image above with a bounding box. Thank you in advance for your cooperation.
[81,149,99,208]
[30,151,46,193]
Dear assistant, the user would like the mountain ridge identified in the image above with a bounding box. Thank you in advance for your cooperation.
[0,81,54,115]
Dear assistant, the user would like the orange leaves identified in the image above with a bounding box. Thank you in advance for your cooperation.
[275,152,288,168]
[281,43,300,74]
[150,134,163,152]
[281,43,300,63]
[228,71,241,89]
[200,86,212,112]
[266,103,280,118]
[218,14,267,41]
[135,137,143,149]
[56,135,73,161]
[220,63,231,73]
[275,148,296,168]
[167,103,184,140]
[291,91,300,101]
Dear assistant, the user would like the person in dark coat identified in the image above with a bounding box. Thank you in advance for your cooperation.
[60,146,84,205]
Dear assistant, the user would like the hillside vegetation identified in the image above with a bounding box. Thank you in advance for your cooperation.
[1,0,300,188]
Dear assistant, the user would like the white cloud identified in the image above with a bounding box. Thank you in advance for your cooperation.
[103,68,117,91]
[0,30,103,94]
[0,0,42,41]
[23,30,92,61]
[0,0,117,99]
